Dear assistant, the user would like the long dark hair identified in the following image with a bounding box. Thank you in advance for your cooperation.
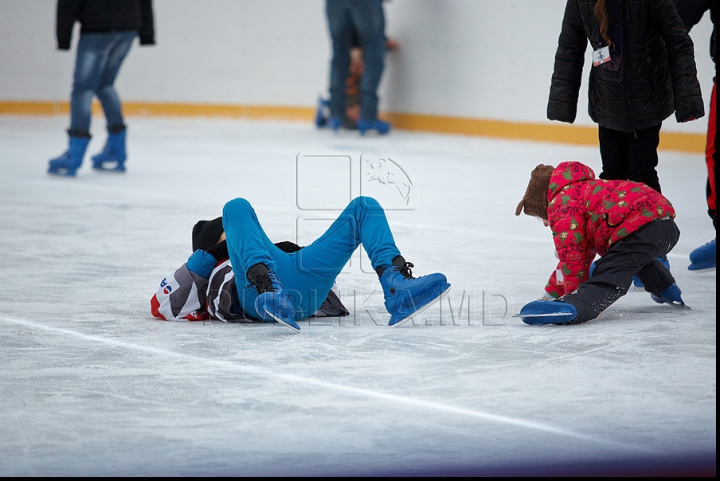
[594,0,615,49]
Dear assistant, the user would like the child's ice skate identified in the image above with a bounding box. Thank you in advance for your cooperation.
[379,258,451,327]
[248,264,300,332]
[513,299,578,325]
[688,239,716,271]
[651,283,689,309]
[633,255,670,290]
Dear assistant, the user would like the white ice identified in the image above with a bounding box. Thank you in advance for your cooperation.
[0,116,715,475]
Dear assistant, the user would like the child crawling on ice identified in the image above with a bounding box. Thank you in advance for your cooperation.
[152,196,450,332]
[514,161,687,325]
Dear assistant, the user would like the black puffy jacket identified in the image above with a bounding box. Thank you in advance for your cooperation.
[56,0,155,50]
[547,0,704,132]
[674,0,716,64]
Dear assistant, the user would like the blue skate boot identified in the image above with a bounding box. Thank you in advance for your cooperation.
[688,239,716,271]
[633,255,670,290]
[357,119,391,135]
[379,257,451,327]
[247,263,300,332]
[315,97,330,128]
[92,126,127,172]
[328,117,343,131]
[651,283,689,308]
[513,299,578,325]
[47,132,90,177]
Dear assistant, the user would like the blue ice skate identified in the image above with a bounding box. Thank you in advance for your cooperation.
[248,267,300,332]
[633,256,670,290]
[589,259,598,277]
[357,119,391,135]
[328,117,343,131]
[380,263,451,327]
[315,97,329,128]
[47,134,90,177]
[651,283,689,308]
[513,300,578,325]
[92,130,127,172]
[688,239,716,271]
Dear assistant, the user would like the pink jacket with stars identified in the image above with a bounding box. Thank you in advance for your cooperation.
[544,161,675,298]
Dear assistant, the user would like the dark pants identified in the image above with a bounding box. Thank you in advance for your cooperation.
[326,0,386,121]
[560,218,680,324]
[598,124,662,193]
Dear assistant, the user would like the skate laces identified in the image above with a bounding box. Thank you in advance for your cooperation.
[398,262,415,279]
[249,272,275,294]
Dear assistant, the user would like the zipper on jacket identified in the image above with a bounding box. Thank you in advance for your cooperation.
[621,1,637,136]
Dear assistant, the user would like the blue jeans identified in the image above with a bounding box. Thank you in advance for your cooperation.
[326,0,386,121]
[69,31,137,134]
[222,196,401,320]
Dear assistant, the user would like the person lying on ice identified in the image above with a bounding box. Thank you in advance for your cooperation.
[513,161,688,325]
[152,196,451,332]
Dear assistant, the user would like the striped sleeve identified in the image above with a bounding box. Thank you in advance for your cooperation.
[206,260,248,322]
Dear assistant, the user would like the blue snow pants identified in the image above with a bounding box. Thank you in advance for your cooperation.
[222,196,401,320]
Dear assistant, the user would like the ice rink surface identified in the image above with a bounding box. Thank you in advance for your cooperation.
[0,116,715,475]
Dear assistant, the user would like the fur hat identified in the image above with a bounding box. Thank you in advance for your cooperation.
[515,164,555,220]
[192,216,224,252]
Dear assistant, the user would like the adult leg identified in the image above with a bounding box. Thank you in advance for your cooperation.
[69,33,113,134]
[348,0,386,122]
[326,0,354,121]
[627,124,662,193]
[705,79,716,229]
[560,219,680,323]
[48,33,109,175]
[598,126,630,182]
[688,78,717,270]
[91,31,137,171]
[95,31,137,130]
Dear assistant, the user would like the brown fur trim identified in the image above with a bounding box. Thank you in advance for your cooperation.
[515,164,555,220]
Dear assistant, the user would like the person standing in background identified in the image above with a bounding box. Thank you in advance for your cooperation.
[674,0,717,271]
[325,0,392,135]
[48,0,155,177]
[316,27,399,130]
[547,0,705,195]
[547,0,705,287]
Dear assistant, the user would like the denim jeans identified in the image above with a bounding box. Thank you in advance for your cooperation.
[69,31,137,134]
[222,196,401,320]
[326,0,386,121]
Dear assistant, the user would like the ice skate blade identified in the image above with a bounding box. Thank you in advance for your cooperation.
[93,166,126,173]
[688,265,716,272]
[511,312,576,318]
[657,301,692,310]
[390,285,451,328]
[264,309,301,333]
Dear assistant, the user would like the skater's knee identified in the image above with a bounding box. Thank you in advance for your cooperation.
[224,197,252,214]
[222,197,254,225]
[353,196,380,210]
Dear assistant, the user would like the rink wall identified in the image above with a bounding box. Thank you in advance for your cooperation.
[0,0,714,152]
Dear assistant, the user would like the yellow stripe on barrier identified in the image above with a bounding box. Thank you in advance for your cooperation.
[0,101,705,153]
